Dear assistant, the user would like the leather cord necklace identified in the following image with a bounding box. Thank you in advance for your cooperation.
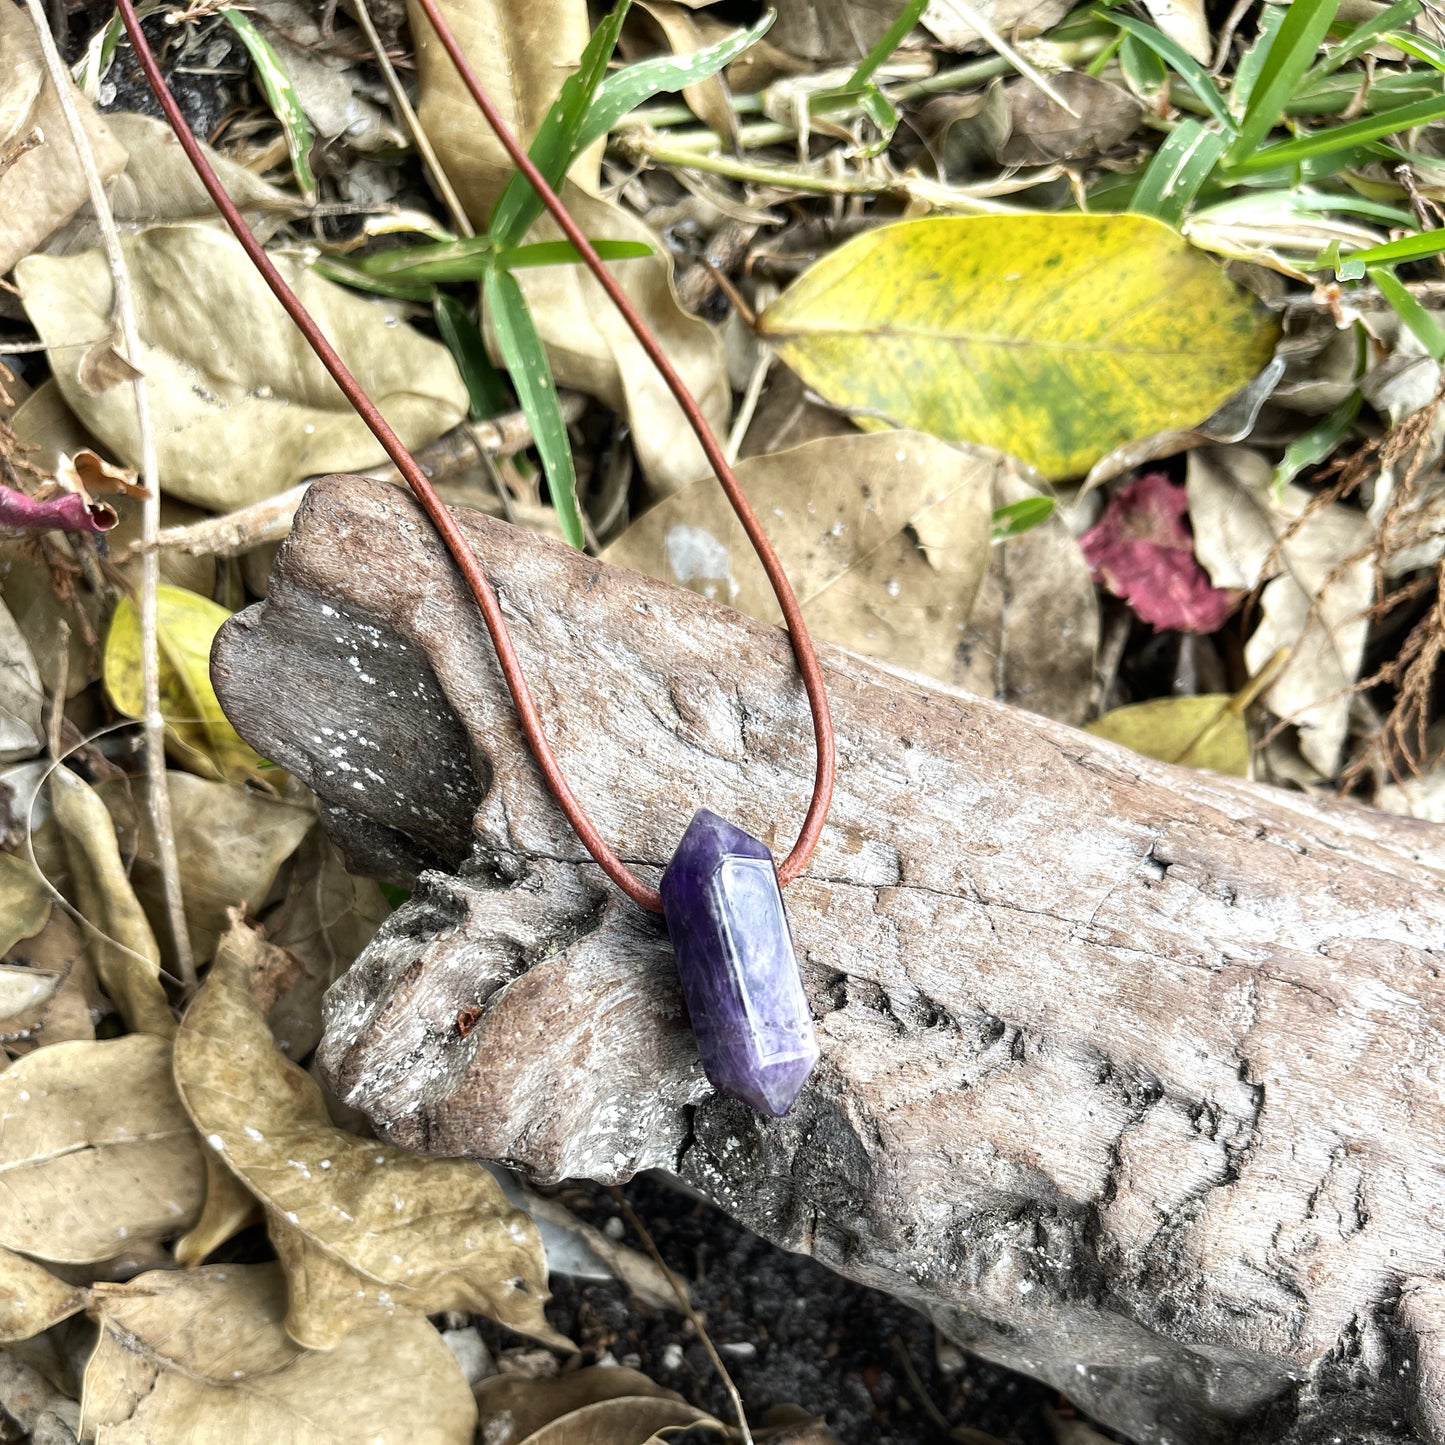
[115,0,835,1117]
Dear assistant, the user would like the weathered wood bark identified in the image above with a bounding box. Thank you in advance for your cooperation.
[214,475,1445,1445]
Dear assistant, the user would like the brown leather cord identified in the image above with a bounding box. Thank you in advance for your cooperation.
[115,0,835,913]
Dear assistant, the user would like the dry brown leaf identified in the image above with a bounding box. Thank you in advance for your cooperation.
[0,600,44,765]
[80,1262,477,1443]
[0,1245,88,1343]
[174,919,562,1350]
[410,0,595,225]
[769,0,907,61]
[15,224,468,510]
[1141,0,1210,64]
[998,73,1143,164]
[0,964,57,1025]
[48,767,173,1038]
[100,772,314,967]
[515,186,731,495]
[923,0,1073,51]
[1,910,98,1055]
[1187,445,1373,776]
[517,1397,720,1444]
[604,431,994,686]
[956,470,1099,725]
[102,111,302,234]
[476,1366,687,1444]
[262,829,390,1061]
[0,0,127,275]
[0,1034,204,1263]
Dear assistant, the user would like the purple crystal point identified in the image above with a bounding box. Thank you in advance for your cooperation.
[660,808,819,1117]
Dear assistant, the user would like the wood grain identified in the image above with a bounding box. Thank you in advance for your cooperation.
[214,475,1445,1445]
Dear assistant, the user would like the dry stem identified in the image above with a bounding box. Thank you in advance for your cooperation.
[24,0,195,987]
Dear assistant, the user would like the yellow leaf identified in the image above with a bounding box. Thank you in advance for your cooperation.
[1085,694,1250,776]
[756,215,1280,479]
[104,583,266,782]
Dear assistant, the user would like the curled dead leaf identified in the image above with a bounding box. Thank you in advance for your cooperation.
[174,919,562,1350]
[81,1262,477,1443]
[0,1034,204,1263]
[476,1366,693,1444]
[48,766,174,1038]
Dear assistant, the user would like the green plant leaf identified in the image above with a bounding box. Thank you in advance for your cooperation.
[1385,29,1445,68]
[1227,0,1340,162]
[1130,120,1227,225]
[1229,93,1445,173]
[221,9,315,203]
[575,13,775,154]
[1273,389,1361,496]
[354,236,650,285]
[1099,10,1231,127]
[1118,32,1169,102]
[1086,694,1250,775]
[483,268,584,547]
[991,496,1056,541]
[489,0,633,247]
[1337,227,1445,268]
[104,583,267,782]
[756,214,1279,480]
[1370,264,1445,359]
[434,293,509,419]
[495,239,653,270]
[1309,0,1421,77]
[307,256,433,302]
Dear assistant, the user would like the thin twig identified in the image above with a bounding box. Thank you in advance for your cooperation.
[607,1187,755,1445]
[25,0,196,988]
[350,0,474,237]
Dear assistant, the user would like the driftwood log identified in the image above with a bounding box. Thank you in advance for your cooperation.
[214,475,1445,1445]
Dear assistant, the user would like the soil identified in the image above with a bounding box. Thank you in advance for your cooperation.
[483,1174,1069,1445]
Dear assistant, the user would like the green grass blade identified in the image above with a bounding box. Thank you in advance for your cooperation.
[434,293,510,419]
[1339,228,1445,267]
[1272,390,1361,496]
[1229,92,1445,173]
[356,237,651,285]
[1369,264,1445,360]
[1227,0,1340,162]
[222,9,316,203]
[308,257,433,303]
[1098,10,1232,127]
[1229,3,1288,117]
[1385,29,1445,69]
[483,269,584,547]
[489,0,633,247]
[576,14,775,153]
[1309,0,1421,77]
[1130,120,1227,225]
[495,239,653,270]
[849,0,930,87]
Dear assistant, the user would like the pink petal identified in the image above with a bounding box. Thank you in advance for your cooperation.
[1080,472,1234,634]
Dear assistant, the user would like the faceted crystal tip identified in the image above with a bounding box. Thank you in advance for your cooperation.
[660,808,820,1118]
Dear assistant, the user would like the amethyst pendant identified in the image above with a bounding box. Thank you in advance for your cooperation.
[660,809,819,1117]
